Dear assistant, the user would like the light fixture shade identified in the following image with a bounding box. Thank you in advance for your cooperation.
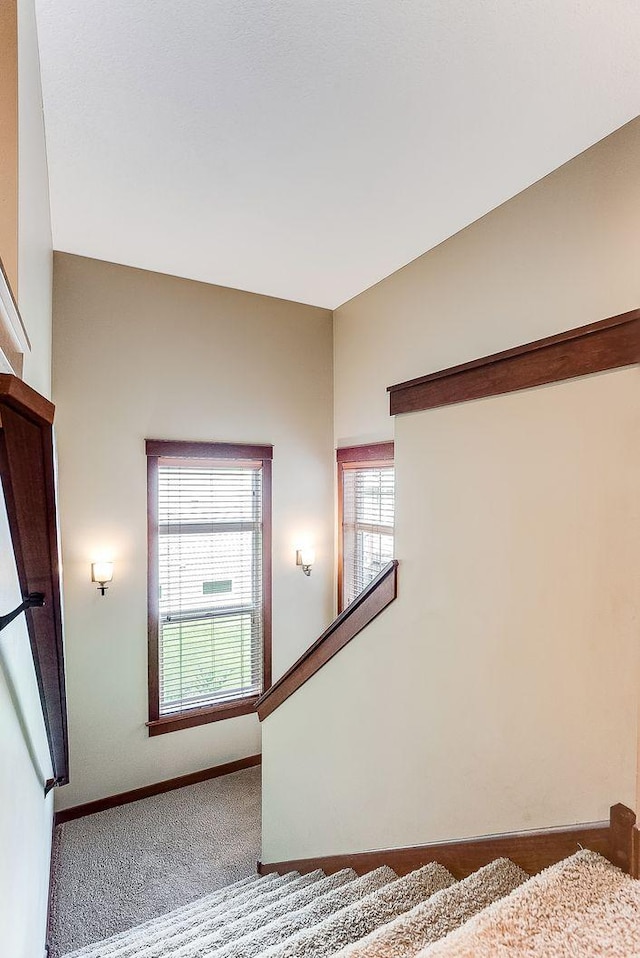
[298,547,315,567]
[91,561,114,584]
[296,547,315,576]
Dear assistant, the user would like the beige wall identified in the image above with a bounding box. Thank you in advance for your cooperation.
[0,0,18,298]
[334,118,640,446]
[17,0,53,397]
[0,4,54,955]
[52,253,334,810]
[262,117,640,861]
[0,496,54,957]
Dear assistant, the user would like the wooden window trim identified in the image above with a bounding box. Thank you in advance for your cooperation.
[337,441,394,614]
[146,439,273,460]
[146,439,272,735]
[147,697,259,736]
[337,442,394,463]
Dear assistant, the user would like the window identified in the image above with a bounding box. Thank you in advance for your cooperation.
[337,442,395,612]
[146,440,272,735]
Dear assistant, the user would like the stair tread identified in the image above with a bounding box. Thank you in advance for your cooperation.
[331,858,528,958]
[64,850,640,958]
[188,867,398,958]
[66,873,300,958]
[417,850,637,957]
[255,863,455,958]
[108,871,329,958]
[64,876,263,958]
[197,869,358,958]
[169,868,357,958]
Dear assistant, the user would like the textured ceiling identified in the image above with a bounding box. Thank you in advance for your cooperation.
[35,0,640,308]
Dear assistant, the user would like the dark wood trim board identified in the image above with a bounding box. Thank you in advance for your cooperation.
[336,442,394,463]
[0,375,68,786]
[259,804,637,879]
[145,441,273,734]
[256,560,398,721]
[145,439,273,461]
[147,697,259,736]
[54,754,261,825]
[388,308,640,416]
[336,442,395,614]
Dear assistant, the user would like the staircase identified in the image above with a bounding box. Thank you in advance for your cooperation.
[62,850,640,958]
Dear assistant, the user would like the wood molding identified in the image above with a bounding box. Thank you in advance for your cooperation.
[0,259,29,377]
[259,804,636,880]
[256,560,398,722]
[388,308,640,416]
[145,442,272,734]
[54,754,262,825]
[336,442,394,463]
[262,458,273,690]
[337,444,395,614]
[147,697,259,736]
[609,802,639,877]
[0,376,69,787]
[0,373,54,425]
[145,439,273,461]
[46,813,61,955]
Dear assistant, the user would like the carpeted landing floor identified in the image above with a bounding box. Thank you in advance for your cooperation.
[48,766,261,957]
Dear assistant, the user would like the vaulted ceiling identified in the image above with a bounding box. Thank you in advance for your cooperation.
[35,0,640,308]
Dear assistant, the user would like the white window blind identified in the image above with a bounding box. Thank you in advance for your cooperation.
[156,458,264,715]
[342,464,395,609]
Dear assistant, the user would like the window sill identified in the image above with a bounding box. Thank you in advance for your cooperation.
[147,697,259,736]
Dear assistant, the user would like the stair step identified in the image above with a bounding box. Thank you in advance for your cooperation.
[65,875,264,958]
[417,850,636,957]
[331,858,528,958]
[111,871,328,958]
[67,873,300,958]
[174,868,357,958]
[206,867,398,958]
[64,848,640,958]
[256,863,455,958]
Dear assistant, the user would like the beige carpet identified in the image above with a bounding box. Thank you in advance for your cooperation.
[259,863,456,958]
[333,858,528,958]
[191,867,397,958]
[63,866,396,958]
[54,847,640,958]
[49,766,261,957]
[130,869,356,958]
[418,850,640,957]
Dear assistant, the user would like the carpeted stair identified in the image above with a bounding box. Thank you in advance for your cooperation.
[63,850,640,958]
[97,870,324,958]
[417,849,640,957]
[331,858,529,958]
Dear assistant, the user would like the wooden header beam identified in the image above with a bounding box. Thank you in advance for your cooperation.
[388,309,640,417]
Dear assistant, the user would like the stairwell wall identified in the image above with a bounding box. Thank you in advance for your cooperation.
[52,254,334,810]
[0,2,54,955]
[261,116,640,861]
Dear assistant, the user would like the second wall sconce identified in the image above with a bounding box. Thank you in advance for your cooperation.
[296,547,315,577]
[91,561,114,596]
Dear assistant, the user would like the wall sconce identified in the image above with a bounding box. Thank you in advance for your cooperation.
[91,561,114,596]
[296,547,315,577]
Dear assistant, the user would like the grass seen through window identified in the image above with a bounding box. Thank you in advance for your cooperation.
[160,613,253,710]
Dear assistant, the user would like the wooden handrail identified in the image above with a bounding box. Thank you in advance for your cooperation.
[388,308,640,416]
[256,560,398,721]
[0,374,69,787]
